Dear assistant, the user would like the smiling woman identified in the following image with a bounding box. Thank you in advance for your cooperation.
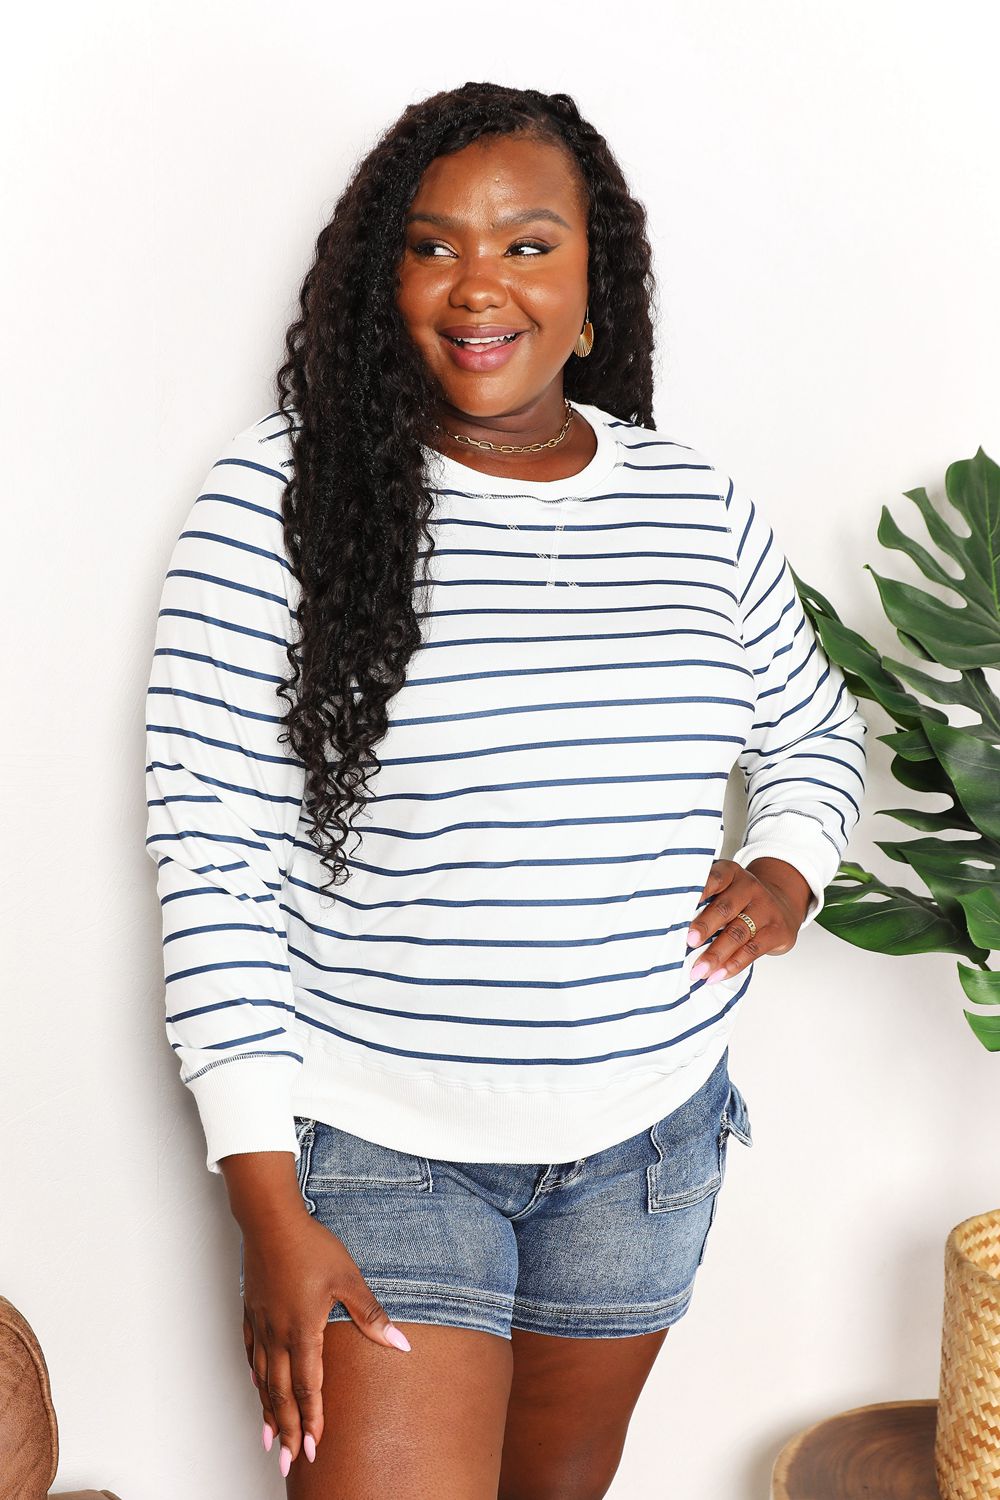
[143,80,867,1497]
[396,133,597,472]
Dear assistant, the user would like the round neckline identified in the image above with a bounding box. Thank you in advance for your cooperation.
[421,401,622,500]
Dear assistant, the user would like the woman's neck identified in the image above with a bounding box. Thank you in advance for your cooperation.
[431,405,598,483]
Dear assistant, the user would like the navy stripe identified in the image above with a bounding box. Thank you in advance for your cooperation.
[289,980,750,1067]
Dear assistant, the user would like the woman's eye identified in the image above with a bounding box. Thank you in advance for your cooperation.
[410,240,551,258]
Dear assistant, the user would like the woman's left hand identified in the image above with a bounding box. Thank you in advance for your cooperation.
[686,856,814,984]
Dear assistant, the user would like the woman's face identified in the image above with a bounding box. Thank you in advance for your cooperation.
[396,132,590,432]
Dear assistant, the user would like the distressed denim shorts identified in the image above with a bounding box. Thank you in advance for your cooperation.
[238,1048,753,1340]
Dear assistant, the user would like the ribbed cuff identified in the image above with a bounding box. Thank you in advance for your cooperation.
[730,813,839,931]
[185,1057,301,1175]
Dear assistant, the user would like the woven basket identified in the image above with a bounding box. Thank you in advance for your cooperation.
[936,1208,1000,1498]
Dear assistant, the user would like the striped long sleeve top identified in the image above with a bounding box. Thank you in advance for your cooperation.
[144,400,868,1175]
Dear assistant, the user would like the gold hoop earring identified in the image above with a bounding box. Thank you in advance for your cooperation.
[573,304,594,359]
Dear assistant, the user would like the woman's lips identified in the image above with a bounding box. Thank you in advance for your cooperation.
[440,330,526,371]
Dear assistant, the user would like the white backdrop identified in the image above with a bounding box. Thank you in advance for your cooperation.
[2,2,998,1495]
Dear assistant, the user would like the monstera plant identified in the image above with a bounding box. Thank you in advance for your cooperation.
[792,445,1000,1052]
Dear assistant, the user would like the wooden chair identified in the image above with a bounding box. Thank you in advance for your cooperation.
[0,1294,123,1499]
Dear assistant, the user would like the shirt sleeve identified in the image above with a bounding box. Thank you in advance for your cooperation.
[721,471,869,928]
[143,419,306,1174]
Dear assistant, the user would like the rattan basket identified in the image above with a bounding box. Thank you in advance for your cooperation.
[936,1208,1000,1499]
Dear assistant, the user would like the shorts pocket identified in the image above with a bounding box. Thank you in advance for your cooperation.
[646,1104,724,1273]
[646,1104,724,1215]
[646,1072,753,1270]
[302,1118,434,1196]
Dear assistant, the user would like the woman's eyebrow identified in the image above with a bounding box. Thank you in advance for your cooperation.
[405,208,572,230]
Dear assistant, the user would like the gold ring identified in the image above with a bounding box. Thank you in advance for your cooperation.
[735,911,757,938]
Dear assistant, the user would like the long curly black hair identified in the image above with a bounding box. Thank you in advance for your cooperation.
[273,80,658,895]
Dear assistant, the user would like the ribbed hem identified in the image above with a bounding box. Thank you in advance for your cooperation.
[185,1056,301,1175]
[730,814,839,929]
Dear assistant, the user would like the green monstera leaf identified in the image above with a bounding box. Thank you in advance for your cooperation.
[868,449,1000,669]
[793,445,1000,1052]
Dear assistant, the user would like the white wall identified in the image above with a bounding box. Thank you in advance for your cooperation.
[2,2,998,1495]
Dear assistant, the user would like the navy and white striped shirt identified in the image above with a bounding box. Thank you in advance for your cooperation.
[144,401,867,1175]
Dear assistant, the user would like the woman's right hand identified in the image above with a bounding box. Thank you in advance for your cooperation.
[240,1209,412,1477]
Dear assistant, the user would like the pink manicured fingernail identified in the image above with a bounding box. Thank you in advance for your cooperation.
[686,928,701,946]
[690,961,709,980]
[304,1433,316,1462]
[262,1420,273,1453]
[708,968,728,984]
[384,1323,411,1351]
[279,1445,291,1478]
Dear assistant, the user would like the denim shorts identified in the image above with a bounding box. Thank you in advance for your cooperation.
[238,1048,753,1340]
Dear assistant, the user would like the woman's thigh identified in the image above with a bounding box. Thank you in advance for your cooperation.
[285,1317,513,1499]
[498,1325,669,1500]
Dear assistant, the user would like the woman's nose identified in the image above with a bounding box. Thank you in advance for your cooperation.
[447,262,510,307]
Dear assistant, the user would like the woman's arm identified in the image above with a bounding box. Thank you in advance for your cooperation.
[722,470,869,921]
[220,1152,308,1229]
[144,417,307,1176]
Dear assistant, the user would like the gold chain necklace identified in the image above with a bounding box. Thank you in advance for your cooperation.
[435,398,574,454]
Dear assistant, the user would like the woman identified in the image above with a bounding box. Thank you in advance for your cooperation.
[144,81,867,1495]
